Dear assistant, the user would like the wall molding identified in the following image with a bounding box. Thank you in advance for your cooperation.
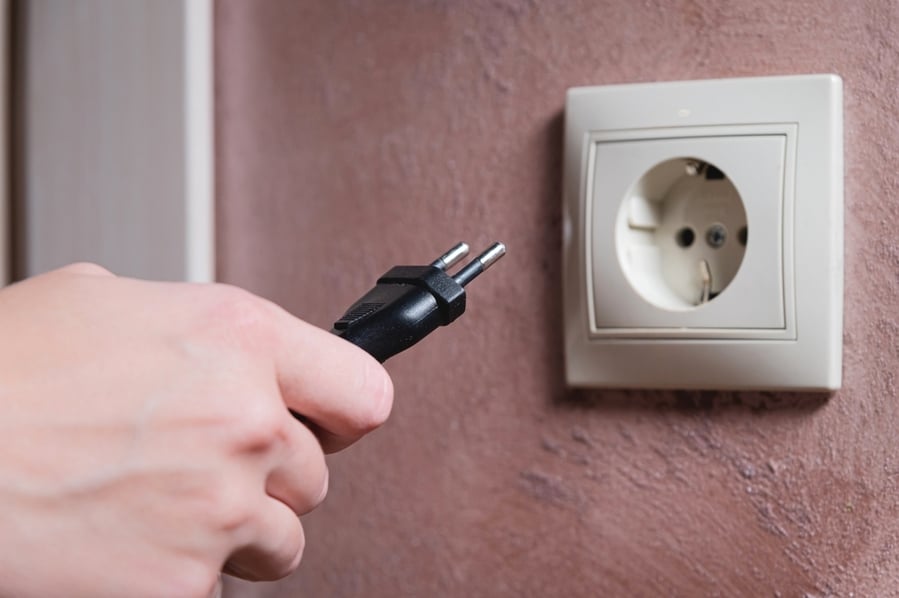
[13,0,214,283]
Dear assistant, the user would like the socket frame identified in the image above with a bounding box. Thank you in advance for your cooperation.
[562,75,843,391]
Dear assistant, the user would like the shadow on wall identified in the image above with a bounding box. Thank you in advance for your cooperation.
[537,113,831,417]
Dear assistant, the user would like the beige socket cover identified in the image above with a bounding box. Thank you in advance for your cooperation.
[562,75,843,391]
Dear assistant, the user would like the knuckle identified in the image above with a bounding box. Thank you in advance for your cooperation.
[268,429,328,516]
[57,261,113,276]
[210,487,256,533]
[203,284,275,345]
[230,401,285,452]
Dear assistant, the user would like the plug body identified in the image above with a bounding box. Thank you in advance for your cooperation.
[333,266,465,362]
[331,243,505,362]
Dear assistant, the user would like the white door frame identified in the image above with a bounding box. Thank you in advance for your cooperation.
[12,0,214,283]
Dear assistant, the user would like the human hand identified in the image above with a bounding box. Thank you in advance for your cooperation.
[0,263,393,597]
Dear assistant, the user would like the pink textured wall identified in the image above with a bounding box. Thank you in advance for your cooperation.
[215,1,899,595]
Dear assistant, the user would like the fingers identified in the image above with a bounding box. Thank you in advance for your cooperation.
[224,497,305,582]
[265,417,329,516]
[264,304,394,453]
[187,284,394,452]
[221,403,325,582]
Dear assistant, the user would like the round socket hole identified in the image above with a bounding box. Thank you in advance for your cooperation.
[615,157,748,310]
[675,227,695,248]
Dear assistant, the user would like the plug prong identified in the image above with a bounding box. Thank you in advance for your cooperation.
[430,242,470,271]
[452,242,506,287]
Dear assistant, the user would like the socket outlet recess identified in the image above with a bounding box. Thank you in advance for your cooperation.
[562,75,843,391]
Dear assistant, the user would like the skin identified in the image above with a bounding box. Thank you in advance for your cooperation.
[0,263,394,597]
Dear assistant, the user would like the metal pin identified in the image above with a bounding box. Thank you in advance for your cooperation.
[699,260,712,305]
[452,242,507,287]
[430,242,470,271]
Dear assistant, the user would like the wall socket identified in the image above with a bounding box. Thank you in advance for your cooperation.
[562,75,843,391]
[617,155,748,311]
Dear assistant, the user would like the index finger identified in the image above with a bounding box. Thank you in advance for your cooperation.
[264,301,394,452]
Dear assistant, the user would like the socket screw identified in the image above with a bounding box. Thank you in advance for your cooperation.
[706,224,727,248]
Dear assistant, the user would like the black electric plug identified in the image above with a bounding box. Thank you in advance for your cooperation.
[332,242,506,362]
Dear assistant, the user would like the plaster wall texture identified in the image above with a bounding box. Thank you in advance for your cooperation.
[216,1,899,596]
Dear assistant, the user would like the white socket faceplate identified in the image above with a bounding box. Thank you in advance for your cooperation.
[562,75,843,391]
